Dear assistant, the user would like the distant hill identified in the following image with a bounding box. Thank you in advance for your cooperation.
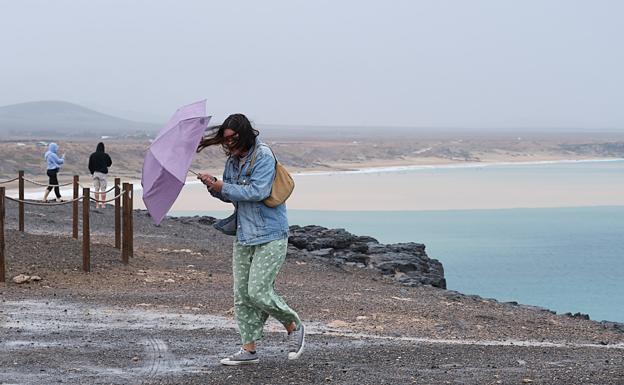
[0,101,160,138]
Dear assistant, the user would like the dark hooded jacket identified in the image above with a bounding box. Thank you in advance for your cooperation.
[88,142,112,174]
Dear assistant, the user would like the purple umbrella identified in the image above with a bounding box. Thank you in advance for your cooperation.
[142,100,210,225]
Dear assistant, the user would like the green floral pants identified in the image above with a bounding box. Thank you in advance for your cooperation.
[232,238,301,344]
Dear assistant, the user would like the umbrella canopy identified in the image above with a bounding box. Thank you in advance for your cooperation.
[142,100,210,225]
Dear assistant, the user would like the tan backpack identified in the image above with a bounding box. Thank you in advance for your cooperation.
[247,144,295,207]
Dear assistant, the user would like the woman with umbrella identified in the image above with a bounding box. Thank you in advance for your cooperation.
[197,114,304,366]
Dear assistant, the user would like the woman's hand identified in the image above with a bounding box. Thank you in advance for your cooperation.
[198,173,224,193]
[209,179,224,193]
[197,173,215,185]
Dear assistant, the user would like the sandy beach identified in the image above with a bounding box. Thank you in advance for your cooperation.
[10,157,624,212]
[142,158,624,212]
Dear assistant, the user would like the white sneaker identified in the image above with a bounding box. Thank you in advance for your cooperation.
[288,323,305,360]
[220,348,259,366]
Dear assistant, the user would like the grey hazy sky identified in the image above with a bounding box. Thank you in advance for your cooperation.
[1,0,623,128]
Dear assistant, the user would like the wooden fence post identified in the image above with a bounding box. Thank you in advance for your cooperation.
[128,183,133,258]
[73,175,79,239]
[114,177,121,249]
[18,171,24,232]
[121,183,129,264]
[0,187,5,282]
[82,187,90,272]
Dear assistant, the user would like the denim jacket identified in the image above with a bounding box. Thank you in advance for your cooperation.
[212,137,289,245]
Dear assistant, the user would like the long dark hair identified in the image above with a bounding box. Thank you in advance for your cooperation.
[197,113,259,156]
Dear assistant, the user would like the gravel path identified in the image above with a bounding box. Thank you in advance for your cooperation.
[1,200,623,384]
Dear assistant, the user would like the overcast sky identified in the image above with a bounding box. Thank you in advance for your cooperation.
[1,0,622,129]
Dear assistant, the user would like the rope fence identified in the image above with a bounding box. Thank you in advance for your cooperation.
[0,177,19,184]
[89,191,125,204]
[22,177,74,187]
[2,176,116,194]
[79,184,117,194]
[4,196,82,206]
[0,172,134,282]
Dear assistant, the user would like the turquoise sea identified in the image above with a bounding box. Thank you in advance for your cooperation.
[287,207,624,323]
[171,160,624,323]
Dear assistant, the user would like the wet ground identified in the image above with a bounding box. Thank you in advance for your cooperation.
[2,299,623,385]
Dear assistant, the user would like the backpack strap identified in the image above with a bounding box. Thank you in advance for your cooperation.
[246,144,277,177]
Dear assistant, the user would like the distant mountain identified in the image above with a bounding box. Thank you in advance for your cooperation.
[0,101,160,138]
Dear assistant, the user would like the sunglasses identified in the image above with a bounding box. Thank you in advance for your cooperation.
[224,132,239,144]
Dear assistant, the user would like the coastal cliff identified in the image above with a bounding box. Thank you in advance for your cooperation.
[287,224,446,289]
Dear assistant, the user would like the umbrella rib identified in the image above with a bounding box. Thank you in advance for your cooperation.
[177,115,212,125]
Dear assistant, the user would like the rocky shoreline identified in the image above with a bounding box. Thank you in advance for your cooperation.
[188,215,624,330]
[173,216,446,289]
[288,225,446,289]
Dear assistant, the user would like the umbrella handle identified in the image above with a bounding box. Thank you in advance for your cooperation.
[190,170,216,182]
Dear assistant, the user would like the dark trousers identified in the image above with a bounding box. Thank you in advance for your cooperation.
[46,168,61,198]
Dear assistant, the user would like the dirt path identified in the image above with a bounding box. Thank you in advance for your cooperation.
[2,298,623,385]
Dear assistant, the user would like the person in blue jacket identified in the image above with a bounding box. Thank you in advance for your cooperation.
[196,114,305,366]
[43,142,65,202]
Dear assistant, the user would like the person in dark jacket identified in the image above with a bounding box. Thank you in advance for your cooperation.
[88,142,113,209]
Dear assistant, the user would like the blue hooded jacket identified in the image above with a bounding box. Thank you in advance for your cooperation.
[44,143,64,170]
